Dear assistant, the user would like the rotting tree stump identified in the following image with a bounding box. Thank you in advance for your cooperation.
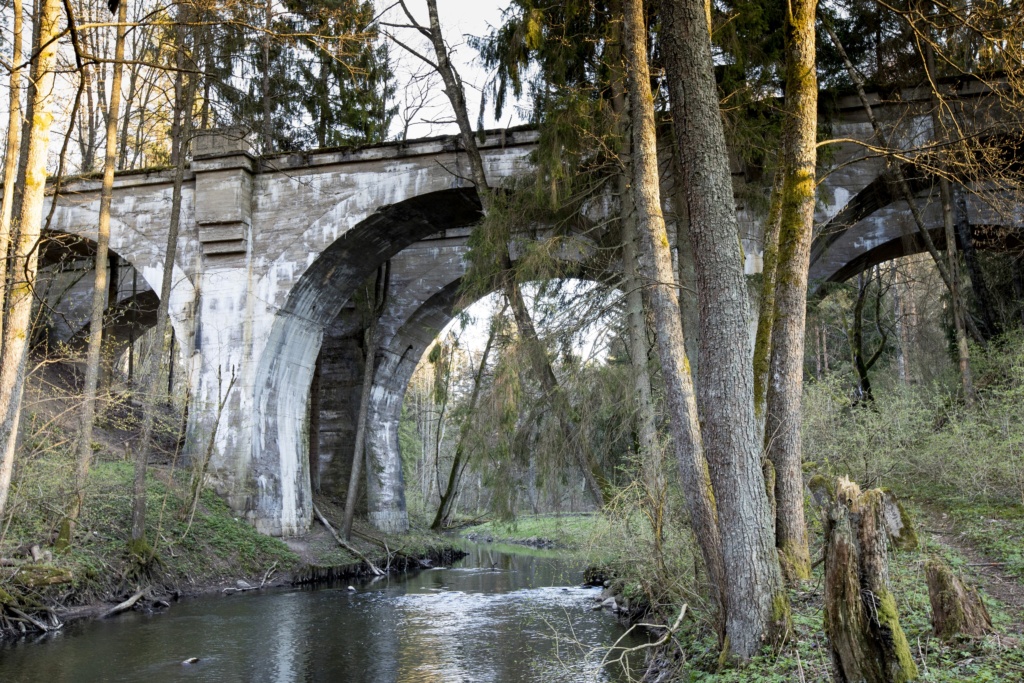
[819,476,919,683]
[925,557,993,641]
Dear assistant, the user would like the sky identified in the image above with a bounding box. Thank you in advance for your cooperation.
[376,0,529,139]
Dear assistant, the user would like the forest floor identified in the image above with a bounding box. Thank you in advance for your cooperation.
[611,491,1024,682]
[454,503,1024,679]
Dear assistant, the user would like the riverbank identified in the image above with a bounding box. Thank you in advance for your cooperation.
[460,513,604,549]
[0,460,461,639]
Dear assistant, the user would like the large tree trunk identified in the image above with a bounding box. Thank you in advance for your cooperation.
[74,0,129,521]
[607,10,665,549]
[623,0,727,637]
[763,0,817,582]
[661,0,788,659]
[0,0,63,521]
[0,0,24,335]
[130,16,197,549]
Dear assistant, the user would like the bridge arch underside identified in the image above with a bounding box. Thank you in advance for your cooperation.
[35,232,173,374]
[809,178,1024,291]
[248,188,485,536]
[249,185,615,535]
[315,269,618,534]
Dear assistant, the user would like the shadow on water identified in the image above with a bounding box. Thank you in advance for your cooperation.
[0,541,649,682]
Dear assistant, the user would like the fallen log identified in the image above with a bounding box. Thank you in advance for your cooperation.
[101,589,146,619]
[311,504,384,576]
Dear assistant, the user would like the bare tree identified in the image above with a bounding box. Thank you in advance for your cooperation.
[73,0,129,525]
[0,0,65,520]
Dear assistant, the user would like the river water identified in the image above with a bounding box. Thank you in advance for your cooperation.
[0,541,647,682]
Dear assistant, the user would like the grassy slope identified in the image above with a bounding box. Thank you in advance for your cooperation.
[3,460,301,605]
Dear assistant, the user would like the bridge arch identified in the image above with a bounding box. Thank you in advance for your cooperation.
[40,207,198,359]
[246,188,484,535]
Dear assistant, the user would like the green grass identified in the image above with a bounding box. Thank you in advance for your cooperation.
[2,458,301,601]
[463,512,606,548]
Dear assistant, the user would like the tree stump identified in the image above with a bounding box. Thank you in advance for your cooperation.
[925,558,993,640]
[821,477,919,682]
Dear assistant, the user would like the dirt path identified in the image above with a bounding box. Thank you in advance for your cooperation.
[923,509,1024,633]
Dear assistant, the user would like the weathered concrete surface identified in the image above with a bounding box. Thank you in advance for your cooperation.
[40,84,1020,536]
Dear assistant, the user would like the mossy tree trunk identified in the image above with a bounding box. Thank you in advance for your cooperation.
[821,477,919,682]
[0,0,63,522]
[75,0,130,524]
[0,0,23,335]
[763,0,817,583]
[625,0,730,640]
[661,0,789,658]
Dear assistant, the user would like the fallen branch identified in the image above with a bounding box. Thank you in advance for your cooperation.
[260,562,278,587]
[312,504,384,576]
[9,607,53,632]
[101,588,146,619]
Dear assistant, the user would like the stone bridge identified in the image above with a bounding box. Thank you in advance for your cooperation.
[39,83,1020,536]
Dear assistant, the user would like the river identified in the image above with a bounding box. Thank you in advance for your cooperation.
[0,541,648,682]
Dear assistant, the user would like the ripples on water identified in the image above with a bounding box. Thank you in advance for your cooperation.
[0,541,647,682]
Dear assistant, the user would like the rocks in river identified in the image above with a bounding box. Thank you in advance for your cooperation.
[182,658,200,665]
[235,580,253,590]
[347,586,356,592]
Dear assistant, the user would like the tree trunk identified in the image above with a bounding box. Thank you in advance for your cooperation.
[341,263,390,541]
[763,0,816,582]
[0,0,62,521]
[431,308,501,530]
[74,0,129,522]
[624,0,727,638]
[0,0,24,335]
[661,0,789,658]
[130,17,197,549]
[608,13,665,549]
[818,477,919,683]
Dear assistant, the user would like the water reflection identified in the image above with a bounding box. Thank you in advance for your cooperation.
[0,542,646,682]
